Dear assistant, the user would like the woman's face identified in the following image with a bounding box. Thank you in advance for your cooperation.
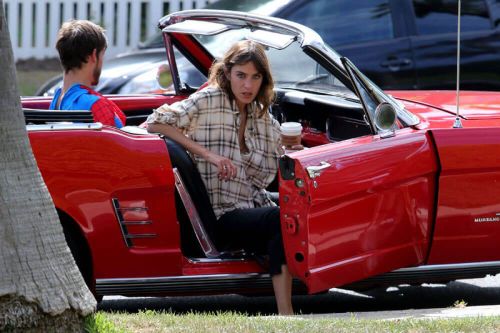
[228,61,263,111]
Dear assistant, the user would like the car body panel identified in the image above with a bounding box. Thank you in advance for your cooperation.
[279,130,438,293]
[411,30,500,91]
[28,127,183,279]
[427,127,500,264]
[390,90,500,120]
[23,94,186,126]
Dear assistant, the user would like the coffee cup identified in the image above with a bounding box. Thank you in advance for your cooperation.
[280,122,302,149]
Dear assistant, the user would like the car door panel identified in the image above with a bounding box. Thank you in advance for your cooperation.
[427,128,500,264]
[411,30,500,91]
[279,0,417,90]
[280,130,438,293]
[337,38,416,90]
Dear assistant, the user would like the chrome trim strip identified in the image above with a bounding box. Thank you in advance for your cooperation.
[173,168,221,258]
[187,257,247,263]
[98,273,268,285]
[27,123,103,131]
[123,220,153,225]
[112,198,155,246]
[111,198,132,248]
[346,261,500,289]
[125,233,157,239]
[393,261,500,272]
[117,207,148,212]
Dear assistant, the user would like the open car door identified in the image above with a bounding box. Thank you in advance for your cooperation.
[279,59,439,294]
[159,10,441,294]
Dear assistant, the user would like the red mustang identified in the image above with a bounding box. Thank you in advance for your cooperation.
[22,10,500,299]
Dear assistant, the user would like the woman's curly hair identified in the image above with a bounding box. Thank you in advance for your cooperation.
[208,40,274,118]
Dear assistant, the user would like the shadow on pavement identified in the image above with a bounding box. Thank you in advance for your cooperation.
[98,275,500,315]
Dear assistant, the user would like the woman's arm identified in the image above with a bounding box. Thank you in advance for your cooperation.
[147,122,237,180]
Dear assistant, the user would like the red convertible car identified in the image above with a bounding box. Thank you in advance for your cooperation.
[22,10,500,299]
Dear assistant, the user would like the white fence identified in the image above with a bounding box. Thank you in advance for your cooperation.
[3,0,217,61]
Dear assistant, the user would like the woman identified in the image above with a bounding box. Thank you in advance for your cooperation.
[146,40,293,315]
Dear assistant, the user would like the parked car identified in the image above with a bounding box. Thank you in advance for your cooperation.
[36,0,289,96]
[36,48,169,96]
[22,10,500,302]
[37,0,500,96]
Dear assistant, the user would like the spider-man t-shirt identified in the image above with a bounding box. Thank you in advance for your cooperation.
[49,84,126,128]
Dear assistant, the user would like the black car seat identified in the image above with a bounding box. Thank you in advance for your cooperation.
[165,138,275,262]
[164,138,220,257]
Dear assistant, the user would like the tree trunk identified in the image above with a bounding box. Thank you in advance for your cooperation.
[0,2,96,331]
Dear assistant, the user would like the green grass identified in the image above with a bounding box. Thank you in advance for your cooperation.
[84,310,500,333]
[15,69,60,96]
[85,313,127,333]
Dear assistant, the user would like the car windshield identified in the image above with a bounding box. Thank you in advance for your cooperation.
[192,29,355,99]
[140,0,290,49]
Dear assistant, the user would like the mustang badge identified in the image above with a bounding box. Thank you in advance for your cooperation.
[474,213,500,223]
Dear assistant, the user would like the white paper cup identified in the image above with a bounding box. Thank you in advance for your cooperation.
[280,122,302,148]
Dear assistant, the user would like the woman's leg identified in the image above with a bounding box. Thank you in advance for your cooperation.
[272,264,294,315]
[217,207,294,315]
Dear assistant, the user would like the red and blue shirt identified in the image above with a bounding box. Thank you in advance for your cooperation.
[50,84,126,128]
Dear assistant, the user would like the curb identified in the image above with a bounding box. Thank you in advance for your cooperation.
[301,305,500,320]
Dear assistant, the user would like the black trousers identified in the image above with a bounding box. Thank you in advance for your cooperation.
[216,206,286,276]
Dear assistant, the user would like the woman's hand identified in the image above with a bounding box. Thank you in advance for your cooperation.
[147,123,237,181]
[205,151,237,181]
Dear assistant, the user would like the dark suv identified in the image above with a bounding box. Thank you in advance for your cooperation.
[279,0,500,91]
[38,0,500,95]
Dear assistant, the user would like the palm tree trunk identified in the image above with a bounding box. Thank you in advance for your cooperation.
[0,2,96,331]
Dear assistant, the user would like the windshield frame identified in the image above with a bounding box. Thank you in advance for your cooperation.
[161,9,420,129]
[341,57,420,129]
[160,10,352,93]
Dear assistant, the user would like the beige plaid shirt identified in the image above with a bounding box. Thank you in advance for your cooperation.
[146,86,282,219]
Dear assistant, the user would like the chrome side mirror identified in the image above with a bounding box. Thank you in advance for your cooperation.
[374,102,396,138]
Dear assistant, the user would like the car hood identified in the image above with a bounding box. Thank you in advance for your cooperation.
[100,49,166,76]
[390,90,500,120]
[38,49,168,96]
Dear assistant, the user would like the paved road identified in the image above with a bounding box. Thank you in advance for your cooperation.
[99,273,500,317]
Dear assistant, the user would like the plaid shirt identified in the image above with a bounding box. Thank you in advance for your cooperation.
[147,86,282,219]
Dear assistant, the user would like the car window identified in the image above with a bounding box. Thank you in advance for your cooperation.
[267,42,349,95]
[173,46,207,89]
[412,0,491,35]
[203,0,289,13]
[285,0,394,47]
[192,29,351,96]
[342,57,420,128]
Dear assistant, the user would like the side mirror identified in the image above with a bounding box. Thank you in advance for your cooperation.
[374,102,396,134]
[156,64,172,89]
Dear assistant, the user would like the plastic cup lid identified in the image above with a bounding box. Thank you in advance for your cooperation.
[280,122,302,135]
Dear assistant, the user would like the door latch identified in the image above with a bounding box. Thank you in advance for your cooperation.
[306,161,331,179]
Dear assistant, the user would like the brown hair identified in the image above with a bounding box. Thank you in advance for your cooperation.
[208,40,274,117]
[55,20,107,73]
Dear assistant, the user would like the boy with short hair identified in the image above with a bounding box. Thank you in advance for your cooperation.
[50,20,126,128]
